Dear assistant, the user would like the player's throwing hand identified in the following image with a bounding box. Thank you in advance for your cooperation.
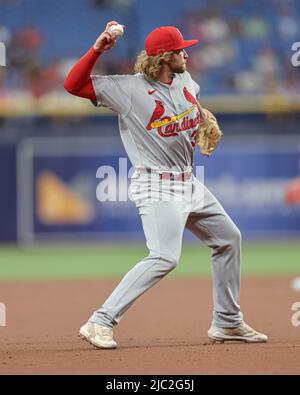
[93,21,121,52]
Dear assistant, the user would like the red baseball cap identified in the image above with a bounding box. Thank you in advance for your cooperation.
[145,26,198,56]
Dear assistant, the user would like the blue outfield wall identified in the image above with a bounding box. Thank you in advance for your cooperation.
[0,124,300,244]
[0,144,17,242]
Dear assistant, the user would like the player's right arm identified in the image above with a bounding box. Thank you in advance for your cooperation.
[63,21,119,100]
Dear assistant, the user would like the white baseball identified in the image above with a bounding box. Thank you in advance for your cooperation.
[109,24,124,37]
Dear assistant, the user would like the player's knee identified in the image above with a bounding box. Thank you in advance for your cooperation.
[151,254,179,271]
[231,226,242,244]
[229,225,242,247]
[161,255,179,271]
[216,224,241,252]
[166,257,179,271]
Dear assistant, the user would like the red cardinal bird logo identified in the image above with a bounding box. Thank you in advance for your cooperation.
[183,87,198,106]
[146,100,165,131]
[183,87,205,121]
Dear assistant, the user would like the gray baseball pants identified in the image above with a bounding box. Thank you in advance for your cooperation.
[90,171,243,328]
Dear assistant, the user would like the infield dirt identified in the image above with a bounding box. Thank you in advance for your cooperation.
[0,277,300,374]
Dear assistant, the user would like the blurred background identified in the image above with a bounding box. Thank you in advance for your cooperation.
[0,0,299,279]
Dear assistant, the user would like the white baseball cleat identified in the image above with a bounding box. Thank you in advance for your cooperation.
[79,322,117,349]
[208,321,268,343]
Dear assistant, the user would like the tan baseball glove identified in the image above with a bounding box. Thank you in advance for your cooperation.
[197,108,223,157]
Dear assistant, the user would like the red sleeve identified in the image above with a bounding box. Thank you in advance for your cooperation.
[64,47,102,101]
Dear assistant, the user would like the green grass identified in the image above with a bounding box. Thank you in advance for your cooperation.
[0,242,299,281]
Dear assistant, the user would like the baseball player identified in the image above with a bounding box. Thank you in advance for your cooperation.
[64,21,268,348]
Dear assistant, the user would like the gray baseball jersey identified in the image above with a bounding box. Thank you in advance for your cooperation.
[91,71,200,172]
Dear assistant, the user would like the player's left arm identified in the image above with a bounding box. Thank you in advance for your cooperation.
[196,108,223,157]
[186,73,223,156]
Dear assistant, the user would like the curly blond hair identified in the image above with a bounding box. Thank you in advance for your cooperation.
[134,50,173,80]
